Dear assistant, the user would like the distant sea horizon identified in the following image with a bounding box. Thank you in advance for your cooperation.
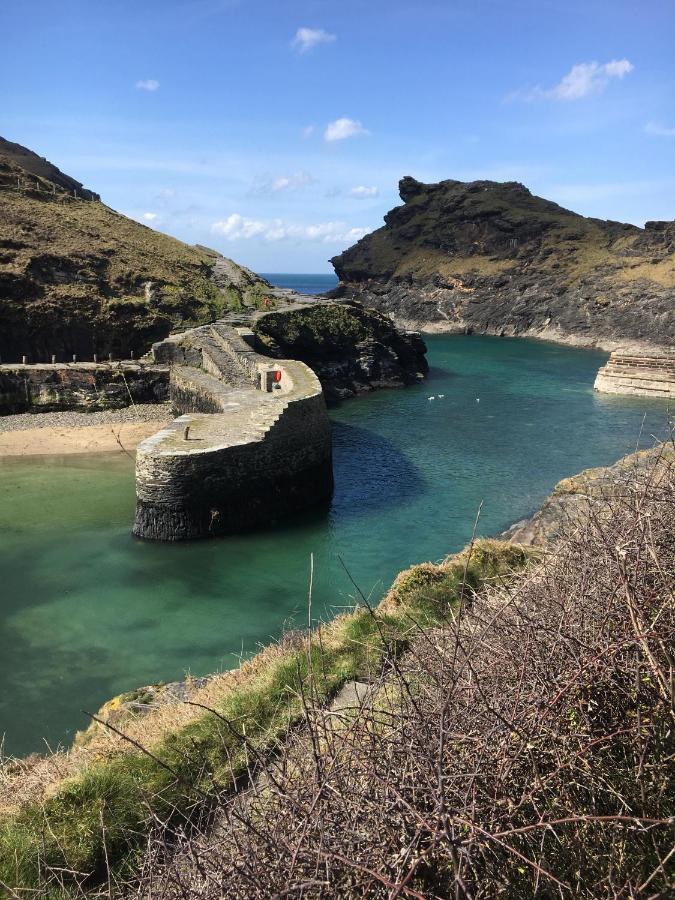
[260,272,339,295]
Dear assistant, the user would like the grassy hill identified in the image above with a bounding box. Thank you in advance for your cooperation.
[0,137,270,362]
[331,177,675,348]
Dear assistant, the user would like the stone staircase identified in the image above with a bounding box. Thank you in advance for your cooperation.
[134,321,332,541]
[594,350,675,399]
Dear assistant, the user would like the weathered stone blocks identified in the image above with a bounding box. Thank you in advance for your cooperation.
[594,351,675,398]
[0,363,169,414]
[133,324,333,541]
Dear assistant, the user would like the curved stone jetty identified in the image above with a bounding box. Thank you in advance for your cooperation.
[594,350,675,399]
[133,322,333,541]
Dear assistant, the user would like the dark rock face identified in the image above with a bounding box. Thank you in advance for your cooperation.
[331,177,675,349]
[0,365,169,414]
[252,301,428,402]
[503,444,673,546]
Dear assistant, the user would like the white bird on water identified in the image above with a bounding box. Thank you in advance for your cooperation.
[476,398,480,403]
[438,394,445,398]
[428,396,436,401]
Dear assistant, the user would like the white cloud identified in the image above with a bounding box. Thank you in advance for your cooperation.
[251,171,314,194]
[135,79,160,92]
[645,121,675,137]
[212,214,267,239]
[292,27,336,54]
[324,117,370,142]
[511,59,633,102]
[302,125,315,139]
[142,212,159,221]
[349,185,379,198]
[212,214,371,244]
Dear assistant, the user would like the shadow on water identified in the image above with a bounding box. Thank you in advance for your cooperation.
[330,421,425,517]
[425,364,460,384]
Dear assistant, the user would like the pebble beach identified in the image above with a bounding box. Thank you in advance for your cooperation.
[0,404,171,456]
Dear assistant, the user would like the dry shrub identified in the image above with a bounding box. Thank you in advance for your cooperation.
[133,446,674,899]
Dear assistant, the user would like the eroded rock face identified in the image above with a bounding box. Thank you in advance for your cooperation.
[252,300,428,402]
[0,364,169,414]
[503,444,674,546]
[331,177,675,350]
[594,350,675,398]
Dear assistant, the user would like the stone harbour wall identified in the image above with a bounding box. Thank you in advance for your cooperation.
[594,350,675,399]
[133,323,333,541]
[0,363,169,415]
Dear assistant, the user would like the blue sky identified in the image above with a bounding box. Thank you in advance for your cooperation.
[2,0,674,272]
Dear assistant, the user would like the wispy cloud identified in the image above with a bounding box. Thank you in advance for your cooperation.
[301,125,315,139]
[509,59,633,102]
[142,211,159,221]
[212,214,370,244]
[251,171,314,194]
[292,27,336,54]
[349,185,379,198]
[324,117,370,142]
[645,121,675,137]
[135,79,160,92]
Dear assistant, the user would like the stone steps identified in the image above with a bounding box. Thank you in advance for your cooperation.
[594,351,675,399]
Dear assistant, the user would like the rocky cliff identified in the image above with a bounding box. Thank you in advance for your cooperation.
[503,442,674,545]
[331,177,675,350]
[0,363,169,414]
[0,137,271,363]
[252,300,428,402]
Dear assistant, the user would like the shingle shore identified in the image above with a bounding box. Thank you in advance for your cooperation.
[0,403,171,432]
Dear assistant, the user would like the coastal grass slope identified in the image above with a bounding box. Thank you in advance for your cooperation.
[0,137,271,363]
[137,444,675,898]
[0,540,532,894]
[331,177,675,349]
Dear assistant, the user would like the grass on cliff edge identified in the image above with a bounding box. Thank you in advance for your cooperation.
[0,540,533,895]
[253,301,399,355]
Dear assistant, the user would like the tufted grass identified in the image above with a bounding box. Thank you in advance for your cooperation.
[0,539,533,895]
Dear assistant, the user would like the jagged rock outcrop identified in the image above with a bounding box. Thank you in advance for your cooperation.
[0,137,272,363]
[503,443,674,545]
[331,177,675,350]
[252,300,428,402]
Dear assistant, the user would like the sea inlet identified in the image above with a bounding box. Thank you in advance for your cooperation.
[0,334,670,755]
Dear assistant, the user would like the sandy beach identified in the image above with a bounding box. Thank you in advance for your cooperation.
[0,405,171,457]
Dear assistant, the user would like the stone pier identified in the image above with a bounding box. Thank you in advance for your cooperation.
[133,322,333,541]
[594,350,675,399]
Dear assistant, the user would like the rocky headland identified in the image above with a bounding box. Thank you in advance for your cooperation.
[331,176,675,352]
[503,441,673,545]
[252,300,428,402]
[0,137,272,364]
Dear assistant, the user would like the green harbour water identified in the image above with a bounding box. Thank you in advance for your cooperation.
[0,334,670,756]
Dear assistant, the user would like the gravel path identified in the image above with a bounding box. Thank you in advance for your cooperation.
[0,403,172,433]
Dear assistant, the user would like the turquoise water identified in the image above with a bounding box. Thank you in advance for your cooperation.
[261,272,339,294]
[0,335,670,756]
